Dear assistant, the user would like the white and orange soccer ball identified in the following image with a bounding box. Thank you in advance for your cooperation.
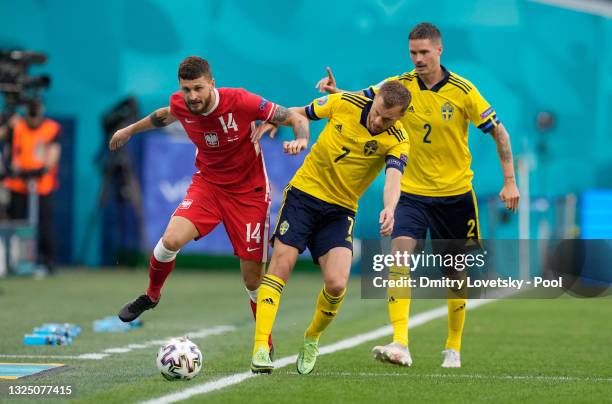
[156,337,202,380]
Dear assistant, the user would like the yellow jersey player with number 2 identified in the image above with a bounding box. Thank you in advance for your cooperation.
[317,22,520,368]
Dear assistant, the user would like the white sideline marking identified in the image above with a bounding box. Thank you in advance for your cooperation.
[285,371,612,383]
[0,325,235,361]
[141,299,494,404]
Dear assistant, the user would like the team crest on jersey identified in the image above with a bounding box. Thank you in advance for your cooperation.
[316,96,328,106]
[259,98,269,111]
[441,102,454,121]
[279,220,290,235]
[335,124,342,133]
[363,140,378,156]
[204,132,219,147]
[178,199,193,210]
[407,105,415,113]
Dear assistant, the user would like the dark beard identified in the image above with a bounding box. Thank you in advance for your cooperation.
[186,101,205,115]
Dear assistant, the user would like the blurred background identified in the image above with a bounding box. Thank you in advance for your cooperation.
[0,0,610,274]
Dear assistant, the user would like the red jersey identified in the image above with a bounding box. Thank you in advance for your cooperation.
[169,87,277,194]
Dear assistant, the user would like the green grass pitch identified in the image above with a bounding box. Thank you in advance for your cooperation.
[0,269,610,403]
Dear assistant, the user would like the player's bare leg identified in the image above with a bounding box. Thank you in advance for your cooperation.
[297,247,351,375]
[118,216,199,322]
[251,240,299,373]
[372,236,416,366]
[240,259,265,291]
[241,259,275,358]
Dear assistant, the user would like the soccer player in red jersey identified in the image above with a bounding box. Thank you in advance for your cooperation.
[109,56,309,355]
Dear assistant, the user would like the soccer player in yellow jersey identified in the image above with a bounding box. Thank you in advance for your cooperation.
[249,81,411,374]
[316,22,520,368]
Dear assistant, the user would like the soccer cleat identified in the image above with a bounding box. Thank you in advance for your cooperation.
[296,337,319,375]
[251,347,273,374]
[441,349,461,368]
[118,294,158,322]
[372,342,412,367]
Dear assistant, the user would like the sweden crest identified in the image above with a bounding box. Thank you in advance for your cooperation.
[279,220,290,235]
[441,102,454,121]
[364,140,378,156]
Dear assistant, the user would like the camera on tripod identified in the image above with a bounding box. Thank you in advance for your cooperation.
[0,50,52,178]
[0,50,51,121]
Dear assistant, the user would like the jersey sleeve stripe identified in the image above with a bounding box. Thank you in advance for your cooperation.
[342,92,368,102]
[447,79,470,94]
[448,76,470,89]
[305,104,320,120]
[449,75,473,90]
[264,103,277,121]
[399,72,416,81]
[341,97,366,110]
[341,93,368,107]
[388,127,405,141]
[448,76,471,92]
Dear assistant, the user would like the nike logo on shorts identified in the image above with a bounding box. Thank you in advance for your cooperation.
[246,247,260,252]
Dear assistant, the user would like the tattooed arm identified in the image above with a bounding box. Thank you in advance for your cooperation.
[250,105,310,155]
[490,123,520,212]
[109,107,177,151]
[271,106,310,155]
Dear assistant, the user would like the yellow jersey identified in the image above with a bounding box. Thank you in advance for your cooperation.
[365,67,499,197]
[291,92,410,212]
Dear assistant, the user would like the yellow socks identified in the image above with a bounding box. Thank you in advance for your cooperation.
[253,274,285,353]
[305,287,346,340]
[445,298,467,351]
[387,265,411,346]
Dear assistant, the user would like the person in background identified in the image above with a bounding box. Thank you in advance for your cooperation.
[2,100,62,274]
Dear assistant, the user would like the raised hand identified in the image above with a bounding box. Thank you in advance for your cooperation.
[315,67,338,94]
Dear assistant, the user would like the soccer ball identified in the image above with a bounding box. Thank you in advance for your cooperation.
[156,337,202,380]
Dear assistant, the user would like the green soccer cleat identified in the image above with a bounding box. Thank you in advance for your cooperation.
[296,337,319,375]
[251,346,274,374]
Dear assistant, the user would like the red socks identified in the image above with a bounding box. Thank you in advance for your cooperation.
[146,255,175,302]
